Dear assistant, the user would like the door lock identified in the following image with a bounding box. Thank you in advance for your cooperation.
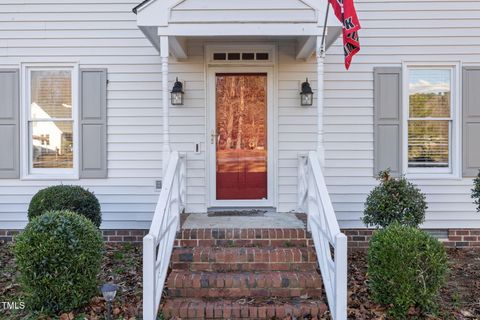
[211,130,219,144]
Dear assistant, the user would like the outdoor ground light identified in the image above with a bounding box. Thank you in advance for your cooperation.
[171,77,184,105]
[101,283,118,320]
[300,78,314,106]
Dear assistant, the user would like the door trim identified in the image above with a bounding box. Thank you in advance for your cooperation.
[207,66,275,207]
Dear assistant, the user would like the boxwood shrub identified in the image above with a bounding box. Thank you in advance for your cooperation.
[472,170,480,213]
[14,210,103,314]
[28,185,101,228]
[363,170,427,228]
[367,223,448,318]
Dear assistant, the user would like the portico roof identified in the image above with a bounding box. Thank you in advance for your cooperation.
[133,0,342,60]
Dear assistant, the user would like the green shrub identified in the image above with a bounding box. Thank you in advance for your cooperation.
[367,224,448,318]
[28,185,101,227]
[472,170,480,213]
[14,210,103,314]
[362,170,427,228]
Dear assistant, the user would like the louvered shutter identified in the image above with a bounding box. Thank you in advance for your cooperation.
[373,67,402,177]
[79,69,107,178]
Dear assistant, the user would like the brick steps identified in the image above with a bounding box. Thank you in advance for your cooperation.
[166,271,323,298]
[171,247,318,272]
[162,227,326,320]
[176,228,313,247]
[162,298,328,319]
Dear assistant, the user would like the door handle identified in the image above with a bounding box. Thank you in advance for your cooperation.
[211,130,219,144]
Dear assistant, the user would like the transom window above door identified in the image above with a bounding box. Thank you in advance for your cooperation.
[212,52,270,62]
[206,45,275,65]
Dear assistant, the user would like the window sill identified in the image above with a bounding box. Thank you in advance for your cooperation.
[405,172,462,180]
[21,174,79,181]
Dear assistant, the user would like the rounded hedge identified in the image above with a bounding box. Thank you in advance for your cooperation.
[367,224,448,318]
[362,170,427,228]
[28,185,101,228]
[14,210,103,314]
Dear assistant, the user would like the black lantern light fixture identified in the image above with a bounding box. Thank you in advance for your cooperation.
[171,77,184,105]
[300,78,314,106]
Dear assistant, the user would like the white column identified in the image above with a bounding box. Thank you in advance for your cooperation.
[316,35,326,167]
[160,36,171,177]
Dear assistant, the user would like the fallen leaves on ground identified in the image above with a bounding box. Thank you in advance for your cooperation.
[1,241,479,319]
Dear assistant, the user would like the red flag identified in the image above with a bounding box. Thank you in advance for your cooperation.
[328,0,361,70]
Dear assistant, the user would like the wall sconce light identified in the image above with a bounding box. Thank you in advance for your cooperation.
[171,77,184,106]
[300,78,313,106]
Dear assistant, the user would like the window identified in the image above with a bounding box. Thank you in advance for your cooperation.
[404,64,460,177]
[23,65,78,178]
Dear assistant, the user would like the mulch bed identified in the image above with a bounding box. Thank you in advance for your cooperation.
[346,249,480,320]
[1,241,479,320]
[0,242,143,320]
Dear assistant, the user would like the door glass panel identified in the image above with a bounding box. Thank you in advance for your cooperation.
[215,73,267,200]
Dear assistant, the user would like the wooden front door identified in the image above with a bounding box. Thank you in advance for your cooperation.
[215,73,268,200]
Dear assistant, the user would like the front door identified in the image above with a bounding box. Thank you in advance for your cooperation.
[208,69,273,206]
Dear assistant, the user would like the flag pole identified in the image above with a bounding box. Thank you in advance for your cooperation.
[316,1,330,166]
[320,2,330,58]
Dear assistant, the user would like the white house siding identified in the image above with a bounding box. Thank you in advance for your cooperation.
[322,0,480,228]
[0,0,163,229]
[0,0,479,230]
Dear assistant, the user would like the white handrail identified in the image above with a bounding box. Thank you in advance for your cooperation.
[143,151,186,320]
[298,151,347,320]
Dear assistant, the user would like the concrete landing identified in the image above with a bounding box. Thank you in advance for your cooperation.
[182,211,305,229]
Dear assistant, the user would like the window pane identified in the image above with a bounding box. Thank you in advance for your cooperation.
[31,70,72,119]
[409,69,450,118]
[32,121,73,168]
[408,120,449,168]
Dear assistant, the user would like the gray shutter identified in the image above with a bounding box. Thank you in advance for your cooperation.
[374,67,402,177]
[463,67,480,177]
[0,69,20,178]
[79,68,107,178]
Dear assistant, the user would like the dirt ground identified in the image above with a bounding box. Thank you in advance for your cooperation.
[1,241,479,320]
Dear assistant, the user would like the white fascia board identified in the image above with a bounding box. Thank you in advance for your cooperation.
[136,0,169,27]
[157,23,323,36]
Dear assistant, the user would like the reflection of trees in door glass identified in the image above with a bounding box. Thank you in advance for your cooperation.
[216,74,267,152]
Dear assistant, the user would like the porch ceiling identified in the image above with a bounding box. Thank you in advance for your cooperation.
[133,0,342,60]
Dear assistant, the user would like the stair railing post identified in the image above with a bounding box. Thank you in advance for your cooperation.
[143,234,156,320]
[334,233,348,320]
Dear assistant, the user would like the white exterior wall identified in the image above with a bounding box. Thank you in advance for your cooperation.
[0,0,163,229]
[0,0,479,229]
[322,0,480,228]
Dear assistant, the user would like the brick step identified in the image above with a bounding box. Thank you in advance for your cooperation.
[171,247,318,272]
[166,271,323,298]
[161,298,328,319]
[175,228,312,248]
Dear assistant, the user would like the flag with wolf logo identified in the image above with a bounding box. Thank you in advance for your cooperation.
[328,0,361,69]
